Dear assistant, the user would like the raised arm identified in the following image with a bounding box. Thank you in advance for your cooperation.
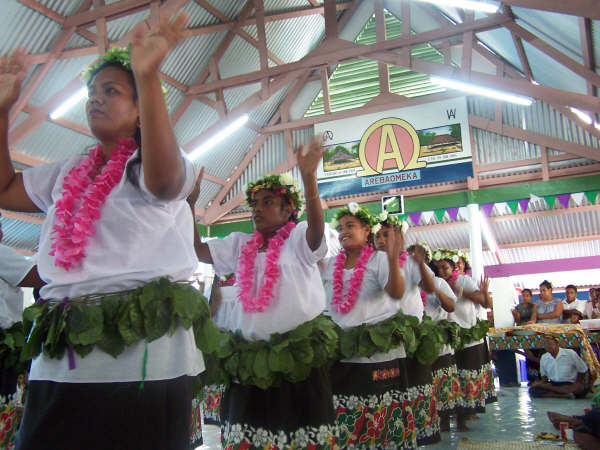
[413,245,435,293]
[130,14,189,200]
[384,225,406,300]
[296,134,324,251]
[0,51,41,212]
[186,167,212,264]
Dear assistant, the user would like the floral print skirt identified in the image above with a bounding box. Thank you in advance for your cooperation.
[220,366,335,449]
[405,357,441,446]
[455,341,496,415]
[201,383,224,425]
[332,356,417,449]
[431,352,461,417]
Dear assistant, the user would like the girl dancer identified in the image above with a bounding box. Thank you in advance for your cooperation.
[420,245,460,432]
[193,136,338,449]
[432,249,488,431]
[0,13,208,450]
[375,221,440,446]
[323,204,416,449]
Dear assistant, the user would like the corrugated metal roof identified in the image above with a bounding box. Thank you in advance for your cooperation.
[161,32,228,86]
[0,1,62,55]
[0,217,41,252]
[173,99,220,147]
[28,55,95,107]
[14,120,96,162]
[304,11,446,117]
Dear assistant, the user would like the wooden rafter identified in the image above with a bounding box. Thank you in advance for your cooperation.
[504,20,600,93]
[469,114,600,162]
[578,17,596,97]
[188,14,512,95]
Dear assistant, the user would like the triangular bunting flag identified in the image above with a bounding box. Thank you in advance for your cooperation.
[557,193,570,209]
[434,209,446,222]
[518,198,530,213]
[506,200,519,214]
[585,190,598,205]
[481,203,494,217]
[447,207,459,221]
[408,212,422,226]
[544,195,557,209]
[571,192,585,206]
[397,214,408,222]
[458,207,468,220]
[421,211,435,223]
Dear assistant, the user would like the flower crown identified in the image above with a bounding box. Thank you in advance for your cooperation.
[330,202,376,234]
[245,173,303,217]
[432,248,460,264]
[83,47,168,98]
[408,241,433,262]
[374,211,409,235]
[457,249,470,266]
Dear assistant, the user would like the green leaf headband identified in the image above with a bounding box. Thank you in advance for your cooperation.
[83,47,132,83]
[330,202,376,233]
[83,46,168,99]
[245,173,303,216]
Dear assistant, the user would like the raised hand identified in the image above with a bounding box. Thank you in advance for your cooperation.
[296,133,325,177]
[479,274,490,294]
[412,244,427,264]
[385,225,405,262]
[130,13,189,77]
[0,50,27,113]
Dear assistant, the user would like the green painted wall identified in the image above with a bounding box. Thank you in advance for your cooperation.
[198,174,600,238]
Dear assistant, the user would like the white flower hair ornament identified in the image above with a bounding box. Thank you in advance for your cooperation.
[371,223,382,235]
[376,211,388,222]
[348,202,360,214]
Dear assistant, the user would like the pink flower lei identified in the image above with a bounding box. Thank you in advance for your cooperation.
[331,245,375,314]
[448,270,459,288]
[50,138,137,270]
[237,221,296,313]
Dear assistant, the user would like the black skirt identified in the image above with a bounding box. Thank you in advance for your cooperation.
[16,376,194,450]
[220,366,335,449]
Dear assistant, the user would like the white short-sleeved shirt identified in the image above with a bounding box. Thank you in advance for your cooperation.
[562,299,588,323]
[425,277,457,323]
[322,250,409,362]
[322,250,398,330]
[0,244,35,328]
[450,274,484,349]
[212,284,237,330]
[395,255,434,320]
[22,150,204,383]
[207,221,327,341]
[540,348,588,383]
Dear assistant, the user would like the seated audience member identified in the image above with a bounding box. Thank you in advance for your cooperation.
[547,408,600,450]
[512,288,536,325]
[585,287,599,319]
[536,280,563,324]
[562,284,587,324]
[529,335,589,398]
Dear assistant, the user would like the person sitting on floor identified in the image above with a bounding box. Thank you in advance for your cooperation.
[562,284,587,324]
[529,335,589,399]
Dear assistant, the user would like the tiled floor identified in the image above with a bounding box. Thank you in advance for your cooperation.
[196,383,596,449]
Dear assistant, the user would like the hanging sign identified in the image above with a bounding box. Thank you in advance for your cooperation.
[314,97,473,198]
